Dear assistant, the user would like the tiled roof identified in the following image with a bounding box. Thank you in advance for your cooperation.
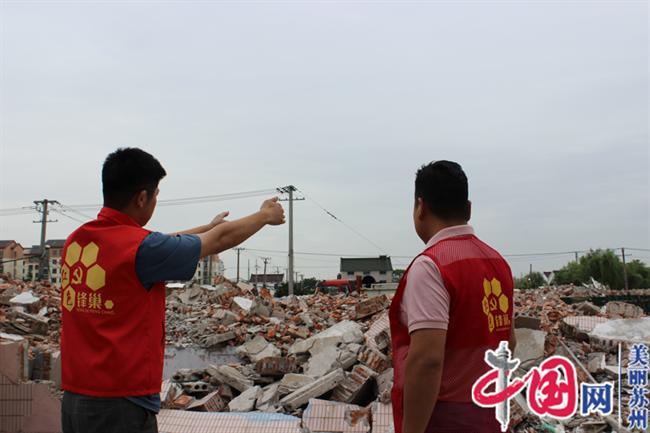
[340,256,393,273]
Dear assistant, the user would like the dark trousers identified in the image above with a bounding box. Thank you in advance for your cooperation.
[62,392,158,433]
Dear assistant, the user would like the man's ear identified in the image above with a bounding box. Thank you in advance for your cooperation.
[466,200,472,222]
[416,197,426,221]
[135,190,148,209]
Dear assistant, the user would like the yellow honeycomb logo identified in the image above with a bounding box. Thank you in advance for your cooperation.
[481,278,509,332]
[63,286,76,312]
[61,242,106,294]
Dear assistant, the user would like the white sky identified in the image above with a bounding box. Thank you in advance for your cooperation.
[1,1,648,279]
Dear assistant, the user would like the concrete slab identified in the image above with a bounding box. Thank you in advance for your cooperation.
[278,374,315,395]
[289,321,363,355]
[605,301,644,319]
[280,369,345,411]
[514,315,541,330]
[237,335,269,357]
[513,329,545,364]
[210,365,254,392]
[589,317,650,345]
[228,386,262,412]
[250,343,281,363]
[305,345,340,377]
[256,383,280,411]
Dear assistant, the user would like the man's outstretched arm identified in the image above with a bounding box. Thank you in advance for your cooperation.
[198,198,284,257]
[403,329,447,433]
[171,211,230,236]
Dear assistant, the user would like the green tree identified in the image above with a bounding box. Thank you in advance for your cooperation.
[274,277,318,297]
[553,260,584,286]
[514,271,546,290]
[392,269,405,283]
[551,249,650,290]
[626,260,650,289]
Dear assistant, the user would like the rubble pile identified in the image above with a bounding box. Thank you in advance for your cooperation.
[0,277,62,378]
[162,280,393,419]
[165,279,388,350]
[512,283,649,432]
[2,274,649,433]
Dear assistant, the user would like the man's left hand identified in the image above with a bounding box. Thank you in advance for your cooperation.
[210,211,230,228]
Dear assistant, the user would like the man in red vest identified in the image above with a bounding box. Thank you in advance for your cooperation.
[389,161,516,433]
[60,148,285,433]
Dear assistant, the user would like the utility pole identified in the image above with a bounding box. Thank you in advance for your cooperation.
[278,185,304,296]
[621,247,629,291]
[33,199,59,280]
[233,248,244,283]
[247,259,250,281]
[529,263,533,275]
[288,186,295,296]
[261,257,270,288]
[575,251,579,262]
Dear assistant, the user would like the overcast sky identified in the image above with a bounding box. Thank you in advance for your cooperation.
[1,1,648,280]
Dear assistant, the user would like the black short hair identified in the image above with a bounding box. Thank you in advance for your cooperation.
[415,160,469,220]
[102,148,166,210]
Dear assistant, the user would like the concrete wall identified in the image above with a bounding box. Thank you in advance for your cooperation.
[0,340,62,433]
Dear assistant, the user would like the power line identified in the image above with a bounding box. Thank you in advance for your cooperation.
[243,247,372,258]
[51,209,86,225]
[241,246,650,261]
[59,204,94,220]
[0,207,36,216]
[296,187,387,254]
[62,188,278,211]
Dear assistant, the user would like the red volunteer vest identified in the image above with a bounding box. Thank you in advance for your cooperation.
[389,233,513,433]
[60,207,166,397]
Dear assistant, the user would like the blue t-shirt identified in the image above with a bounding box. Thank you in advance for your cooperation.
[125,232,201,413]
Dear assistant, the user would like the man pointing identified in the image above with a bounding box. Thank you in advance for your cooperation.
[60,148,285,433]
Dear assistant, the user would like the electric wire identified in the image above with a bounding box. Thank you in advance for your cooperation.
[296,187,387,254]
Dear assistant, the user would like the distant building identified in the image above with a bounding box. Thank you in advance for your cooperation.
[340,255,393,287]
[249,273,284,289]
[44,239,65,284]
[20,240,66,284]
[10,239,225,286]
[194,254,225,285]
[0,240,24,279]
[22,246,41,282]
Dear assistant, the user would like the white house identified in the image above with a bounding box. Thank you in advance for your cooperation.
[340,255,393,287]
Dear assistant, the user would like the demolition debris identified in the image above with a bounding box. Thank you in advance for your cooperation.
[1,276,649,433]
